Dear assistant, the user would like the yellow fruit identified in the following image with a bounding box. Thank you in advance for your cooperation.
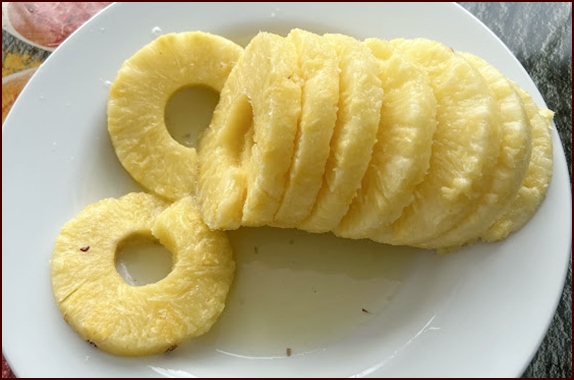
[299,33,383,233]
[370,38,501,246]
[335,38,436,239]
[272,29,339,228]
[51,193,235,356]
[198,32,302,229]
[419,53,532,250]
[107,32,243,201]
[481,85,554,241]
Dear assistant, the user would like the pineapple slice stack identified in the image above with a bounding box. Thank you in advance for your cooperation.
[104,28,554,249]
[199,32,302,229]
[198,30,553,249]
[51,29,554,358]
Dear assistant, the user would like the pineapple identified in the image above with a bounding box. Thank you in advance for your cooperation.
[481,85,554,242]
[198,32,302,229]
[419,53,532,250]
[272,29,339,228]
[108,32,243,201]
[299,33,383,233]
[370,38,501,246]
[51,193,235,356]
[335,38,437,239]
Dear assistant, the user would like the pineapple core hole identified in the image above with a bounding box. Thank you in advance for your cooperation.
[224,94,254,164]
[165,85,220,148]
[115,234,173,286]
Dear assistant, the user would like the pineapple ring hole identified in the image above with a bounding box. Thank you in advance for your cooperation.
[223,94,255,165]
[164,85,220,148]
[115,233,173,286]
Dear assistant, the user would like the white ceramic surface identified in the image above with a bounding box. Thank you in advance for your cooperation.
[2,2,571,378]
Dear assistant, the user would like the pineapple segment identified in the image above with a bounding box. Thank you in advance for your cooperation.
[299,33,383,233]
[335,38,436,239]
[370,38,501,246]
[481,85,554,242]
[108,32,243,201]
[51,193,235,356]
[272,29,340,227]
[199,32,302,229]
[419,53,532,250]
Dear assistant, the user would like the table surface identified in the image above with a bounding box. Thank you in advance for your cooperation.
[2,2,572,378]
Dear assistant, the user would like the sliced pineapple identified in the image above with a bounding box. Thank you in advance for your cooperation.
[299,33,383,233]
[108,32,243,201]
[370,38,501,246]
[272,29,340,228]
[419,53,532,250]
[481,85,554,242]
[335,38,436,239]
[51,193,235,356]
[198,32,302,229]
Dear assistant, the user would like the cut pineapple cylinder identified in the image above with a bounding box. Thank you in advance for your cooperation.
[419,53,533,250]
[198,32,302,229]
[272,29,340,227]
[108,32,243,201]
[335,38,436,239]
[481,85,554,242]
[299,33,383,233]
[50,193,235,357]
[370,38,501,246]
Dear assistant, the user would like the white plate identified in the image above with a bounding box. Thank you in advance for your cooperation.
[2,2,571,378]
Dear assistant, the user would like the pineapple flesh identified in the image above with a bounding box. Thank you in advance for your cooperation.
[419,53,533,250]
[370,38,501,246]
[198,32,302,229]
[335,38,437,239]
[481,85,554,242]
[272,29,340,228]
[108,32,243,201]
[299,33,383,233]
[51,193,235,356]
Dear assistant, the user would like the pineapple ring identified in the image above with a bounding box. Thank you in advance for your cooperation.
[335,38,437,239]
[299,33,383,233]
[198,32,301,229]
[272,29,339,227]
[419,53,532,250]
[108,32,243,201]
[50,193,235,357]
[371,38,501,246]
[481,85,554,242]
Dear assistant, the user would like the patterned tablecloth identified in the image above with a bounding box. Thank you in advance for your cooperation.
[2,2,571,378]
